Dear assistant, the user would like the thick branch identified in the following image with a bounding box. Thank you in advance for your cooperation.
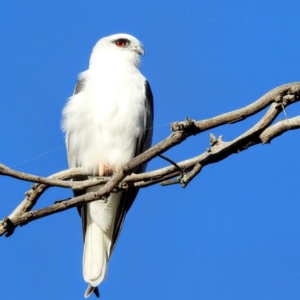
[0,82,300,236]
[260,116,300,143]
[171,82,300,133]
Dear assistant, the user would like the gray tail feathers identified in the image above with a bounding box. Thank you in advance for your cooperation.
[84,284,100,298]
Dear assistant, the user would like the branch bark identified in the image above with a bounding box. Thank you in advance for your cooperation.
[1,82,299,237]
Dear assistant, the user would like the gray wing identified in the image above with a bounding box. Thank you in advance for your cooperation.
[66,77,86,170]
[67,78,154,257]
[65,76,86,168]
[110,80,154,254]
[66,77,89,236]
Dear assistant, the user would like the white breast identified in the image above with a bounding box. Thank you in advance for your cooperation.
[63,59,147,174]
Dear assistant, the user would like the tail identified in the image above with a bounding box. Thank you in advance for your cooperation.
[84,285,100,298]
[82,189,121,298]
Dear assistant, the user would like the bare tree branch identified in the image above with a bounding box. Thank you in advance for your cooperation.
[0,82,299,237]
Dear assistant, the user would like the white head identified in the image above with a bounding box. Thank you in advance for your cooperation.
[90,33,145,67]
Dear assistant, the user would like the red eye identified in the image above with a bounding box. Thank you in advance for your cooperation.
[115,39,128,47]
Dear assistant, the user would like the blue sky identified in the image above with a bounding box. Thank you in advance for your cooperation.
[1,1,300,299]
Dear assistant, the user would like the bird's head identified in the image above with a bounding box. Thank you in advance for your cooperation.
[90,33,145,67]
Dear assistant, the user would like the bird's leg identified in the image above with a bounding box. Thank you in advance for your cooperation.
[99,163,111,176]
[98,163,120,176]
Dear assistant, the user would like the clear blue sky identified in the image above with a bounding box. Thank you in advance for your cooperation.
[1,1,300,299]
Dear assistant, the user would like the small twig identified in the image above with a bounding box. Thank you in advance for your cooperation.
[181,163,202,188]
[160,178,181,186]
[158,154,186,186]
[280,103,289,121]
[158,154,181,171]
[158,154,185,176]
[8,168,88,219]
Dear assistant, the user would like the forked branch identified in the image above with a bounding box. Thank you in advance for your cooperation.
[0,82,299,237]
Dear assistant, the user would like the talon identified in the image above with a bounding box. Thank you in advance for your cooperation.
[98,163,119,176]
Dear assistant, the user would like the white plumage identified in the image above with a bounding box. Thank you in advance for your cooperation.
[62,33,153,298]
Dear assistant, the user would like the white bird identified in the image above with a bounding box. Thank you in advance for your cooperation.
[62,33,154,298]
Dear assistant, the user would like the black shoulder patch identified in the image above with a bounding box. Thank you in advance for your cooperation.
[145,80,154,117]
[74,78,86,95]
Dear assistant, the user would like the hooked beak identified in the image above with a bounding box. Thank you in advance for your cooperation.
[133,45,145,56]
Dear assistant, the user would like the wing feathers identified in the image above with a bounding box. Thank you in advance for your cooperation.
[110,80,154,253]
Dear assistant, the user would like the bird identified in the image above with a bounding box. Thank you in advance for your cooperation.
[62,33,154,298]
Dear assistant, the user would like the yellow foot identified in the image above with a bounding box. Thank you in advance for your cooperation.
[98,163,119,176]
